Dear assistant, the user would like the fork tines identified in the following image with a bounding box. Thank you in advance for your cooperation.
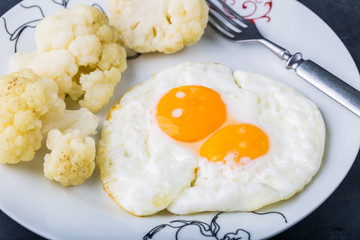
[206,0,250,26]
[205,0,256,40]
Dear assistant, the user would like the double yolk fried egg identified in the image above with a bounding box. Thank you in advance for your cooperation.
[97,62,325,216]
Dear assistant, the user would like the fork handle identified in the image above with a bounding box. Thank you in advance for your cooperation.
[286,53,360,117]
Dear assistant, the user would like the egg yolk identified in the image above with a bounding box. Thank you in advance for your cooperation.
[156,85,226,142]
[200,124,269,164]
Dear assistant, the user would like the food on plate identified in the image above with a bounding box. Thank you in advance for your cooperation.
[0,68,99,186]
[97,62,326,216]
[11,5,127,113]
[107,0,209,53]
[44,128,96,187]
[40,107,99,136]
[42,107,99,186]
[0,68,65,164]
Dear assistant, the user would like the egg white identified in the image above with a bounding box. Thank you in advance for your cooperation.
[97,62,326,216]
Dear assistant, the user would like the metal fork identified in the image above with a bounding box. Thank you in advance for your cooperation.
[206,0,360,118]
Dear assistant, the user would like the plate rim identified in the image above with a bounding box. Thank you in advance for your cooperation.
[0,0,359,239]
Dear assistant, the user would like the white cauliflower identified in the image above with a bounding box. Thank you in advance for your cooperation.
[41,105,99,186]
[12,5,127,113]
[108,0,209,53]
[0,68,98,186]
[0,68,65,164]
[41,107,99,136]
[44,128,96,187]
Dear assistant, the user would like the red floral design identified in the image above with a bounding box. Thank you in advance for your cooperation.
[222,0,273,24]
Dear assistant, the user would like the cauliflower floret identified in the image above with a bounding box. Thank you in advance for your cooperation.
[44,128,96,186]
[0,68,65,164]
[0,68,99,186]
[28,49,78,96]
[12,5,127,113]
[79,68,121,112]
[108,0,209,53]
[42,106,98,186]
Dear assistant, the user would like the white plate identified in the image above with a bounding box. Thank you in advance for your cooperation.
[0,0,359,239]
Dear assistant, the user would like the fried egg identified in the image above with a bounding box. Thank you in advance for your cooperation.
[97,62,325,216]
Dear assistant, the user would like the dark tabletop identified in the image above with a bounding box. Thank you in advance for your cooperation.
[0,0,359,239]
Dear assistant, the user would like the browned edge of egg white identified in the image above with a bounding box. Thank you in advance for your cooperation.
[106,82,148,121]
[102,182,146,217]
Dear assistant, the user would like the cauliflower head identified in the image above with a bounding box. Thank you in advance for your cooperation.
[44,128,96,186]
[0,68,65,164]
[14,5,127,113]
[108,0,209,53]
